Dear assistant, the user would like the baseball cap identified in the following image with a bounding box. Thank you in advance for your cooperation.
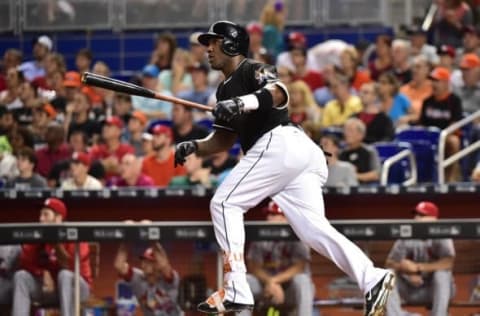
[437,45,456,59]
[71,151,91,167]
[413,201,439,218]
[64,71,82,88]
[262,201,283,215]
[288,32,307,49]
[428,67,450,81]
[130,110,148,125]
[43,198,67,219]
[142,64,160,78]
[152,124,173,138]
[139,248,155,261]
[36,35,53,51]
[460,53,480,69]
[189,32,202,45]
[105,116,124,129]
[246,22,263,35]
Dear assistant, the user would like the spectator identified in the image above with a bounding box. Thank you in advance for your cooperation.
[472,160,480,181]
[260,0,286,58]
[420,67,463,182]
[320,134,358,187]
[114,242,181,316]
[29,103,56,147]
[203,150,238,176]
[112,93,134,125]
[400,55,433,121]
[51,70,82,115]
[75,48,93,75]
[246,22,266,62]
[141,132,154,158]
[132,64,173,120]
[126,110,148,156]
[43,53,66,84]
[142,124,186,187]
[434,0,473,48]
[0,67,24,110]
[159,48,193,96]
[150,32,177,70]
[188,32,207,65]
[368,34,393,80]
[321,74,362,127]
[61,151,103,190]
[288,80,321,126]
[16,81,41,126]
[82,61,114,108]
[64,91,100,142]
[407,27,439,65]
[169,153,213,188]
[391,39,412,84]
[12,198,91,316]
[437,45,457,71]
[386,201,455,316]
[276,66,294,85]
[309,39,349,72]
[356,82,394,143]
[0,107,17,136]
[452,53,480,114]
[0,136,18,183]
[457,25,480,58]
[0,245,21,305]
[0,49,23,93]
[290,47,325,91]
[18,35,52,82]
[171,103,209,144]
[7,147,47,189]
[339,118,381,184]
[90,116,134,179]
[176,62,214,118]
[377,72,413,126]
[35,124,70,178]
[108,153,154,187]
[246,201,314,316]
[276,32,316,73]
[338,45,372,91]
[7,126,34,155]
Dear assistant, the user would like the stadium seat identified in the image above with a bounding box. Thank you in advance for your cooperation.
[395,126,441,183]
[374,142,414,184]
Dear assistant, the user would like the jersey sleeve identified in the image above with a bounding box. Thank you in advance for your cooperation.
[245,62,279,91]
[386,240,406,262]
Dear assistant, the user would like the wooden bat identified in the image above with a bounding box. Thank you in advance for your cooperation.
[81,72,213,112]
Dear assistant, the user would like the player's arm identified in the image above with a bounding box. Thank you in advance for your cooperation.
[270,260,306,284]
[417,256,454,273]
[247,258,274,284]
[114,242,130,275]
[196,129,237,156]
[152,242,174,280]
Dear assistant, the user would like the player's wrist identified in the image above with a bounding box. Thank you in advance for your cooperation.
[239,94,259,111]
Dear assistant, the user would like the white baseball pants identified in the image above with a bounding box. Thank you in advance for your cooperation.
[210,125,387,304]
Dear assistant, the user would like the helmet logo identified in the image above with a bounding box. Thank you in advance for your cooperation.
[230,29,238,38]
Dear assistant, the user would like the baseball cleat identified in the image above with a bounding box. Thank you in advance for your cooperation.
[197,289,254,314]
[364,270,396,316]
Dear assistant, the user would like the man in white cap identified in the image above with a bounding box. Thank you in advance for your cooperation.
[19,35,53,82]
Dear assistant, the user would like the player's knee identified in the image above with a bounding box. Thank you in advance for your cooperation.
[13,270,31,286]
[57,269,74,284]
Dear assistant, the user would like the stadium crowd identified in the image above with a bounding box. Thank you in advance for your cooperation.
[1,1,480,189]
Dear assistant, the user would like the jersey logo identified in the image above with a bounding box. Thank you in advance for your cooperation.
[255,67,276,85]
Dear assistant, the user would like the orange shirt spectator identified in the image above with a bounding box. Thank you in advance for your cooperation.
[400,80,433,117]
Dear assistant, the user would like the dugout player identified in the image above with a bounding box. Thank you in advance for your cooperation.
[174,20,395,315]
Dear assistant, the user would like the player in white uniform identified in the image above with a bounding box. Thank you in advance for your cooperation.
[174,20,395,316]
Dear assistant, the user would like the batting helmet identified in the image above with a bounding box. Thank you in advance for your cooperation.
[198,21,249,57]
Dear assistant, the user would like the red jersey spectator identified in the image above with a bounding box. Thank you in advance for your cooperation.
[108,153,154,187]
[35,124,71,177]
[142,124,186,186]
[12,198,91,316]
[90,116,134,179]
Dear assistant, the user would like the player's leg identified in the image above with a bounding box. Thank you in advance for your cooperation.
[57,269,90,316]
[199,128,310,313]
[283,273,314,315]
[12,270,42,316]
[430,270,453,316]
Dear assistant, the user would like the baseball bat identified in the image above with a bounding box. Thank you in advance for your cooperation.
[81,72,213,112]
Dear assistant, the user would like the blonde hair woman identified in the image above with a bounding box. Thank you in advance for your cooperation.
[288,80,321,127]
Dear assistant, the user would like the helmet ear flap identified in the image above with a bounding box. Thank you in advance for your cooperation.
[221,38,239,56]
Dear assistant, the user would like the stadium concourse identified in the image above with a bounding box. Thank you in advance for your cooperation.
[1,0,480,315]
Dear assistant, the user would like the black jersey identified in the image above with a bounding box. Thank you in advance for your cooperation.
[213,59,289,153]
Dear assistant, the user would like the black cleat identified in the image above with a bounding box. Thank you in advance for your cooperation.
[197,300,254,314]
[364,271,396,316]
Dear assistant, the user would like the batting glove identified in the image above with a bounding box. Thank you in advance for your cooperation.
[213,97,244,122]
[174,141,198,167]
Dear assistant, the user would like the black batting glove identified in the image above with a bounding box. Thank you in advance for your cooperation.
[174,141,198,167]
[212,97,244,122]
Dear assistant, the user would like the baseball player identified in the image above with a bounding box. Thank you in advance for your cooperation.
[174,20,395,315]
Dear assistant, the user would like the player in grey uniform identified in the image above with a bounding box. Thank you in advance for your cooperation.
[114,242,181,316]
[174,20,395,315]
[386,201,455,316]
[246,201,314,315]
[0,245,21,304]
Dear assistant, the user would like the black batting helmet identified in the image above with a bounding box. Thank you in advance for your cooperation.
[198,21,249,57]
